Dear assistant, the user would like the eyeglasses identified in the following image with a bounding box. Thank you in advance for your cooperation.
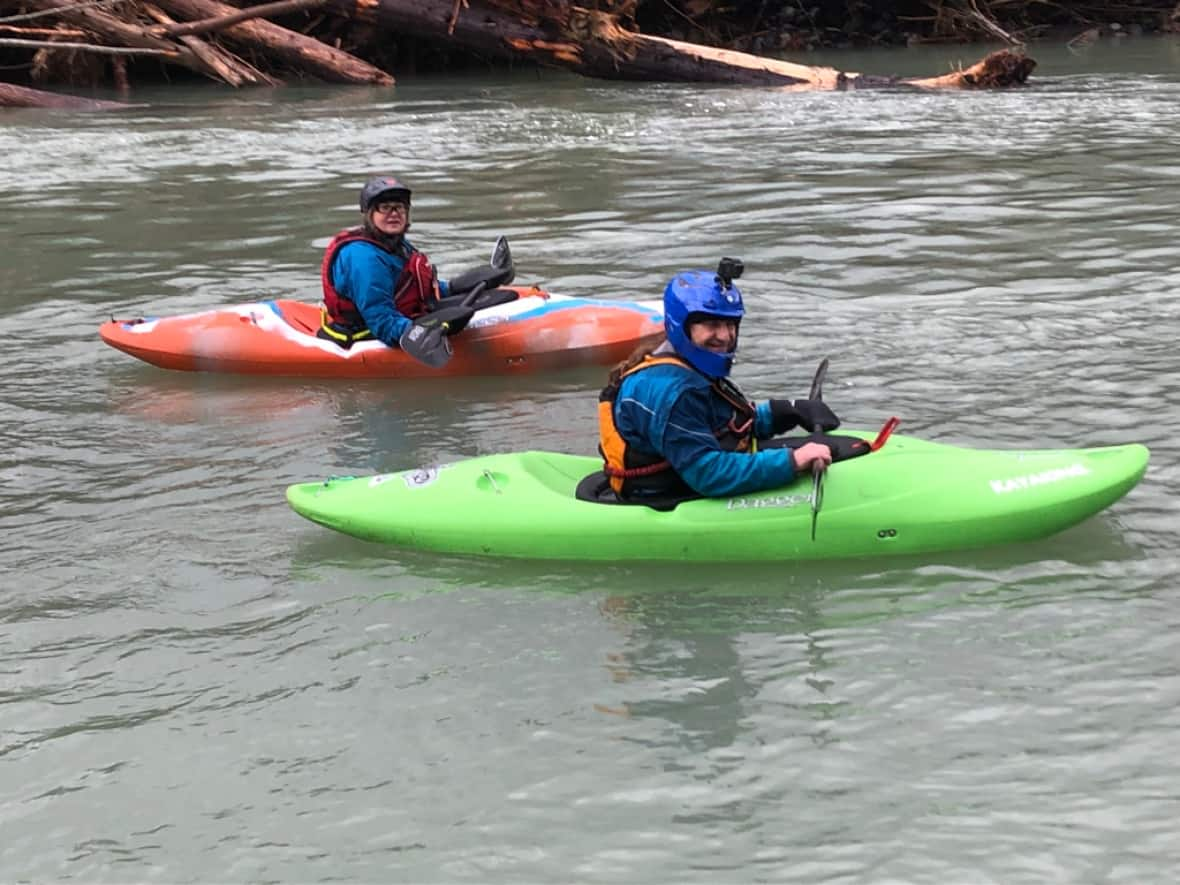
[374,201,408,215]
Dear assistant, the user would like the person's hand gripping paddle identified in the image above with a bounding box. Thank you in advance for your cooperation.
[398,281,487,368]
[398,235,513,368]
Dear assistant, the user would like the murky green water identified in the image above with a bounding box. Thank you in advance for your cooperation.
[2,39,1179,882]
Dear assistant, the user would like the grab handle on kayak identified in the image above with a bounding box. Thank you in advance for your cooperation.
[870,416,901,452]
[481,469,503,494]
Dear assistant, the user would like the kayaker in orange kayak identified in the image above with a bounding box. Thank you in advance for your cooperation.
[318,176,454,349]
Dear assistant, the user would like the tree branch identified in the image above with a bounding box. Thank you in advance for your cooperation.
[151,0,328,37]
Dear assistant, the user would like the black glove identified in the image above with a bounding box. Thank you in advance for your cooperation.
[447,262,514,296]
[768,399,803,435]
[792,398,840,433]
[768,398,841,435]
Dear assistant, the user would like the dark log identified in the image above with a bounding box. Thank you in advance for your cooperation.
[154,0,394,84]
[906,49,1037,89]
[0,80,131,108]
[331,0,1034,89]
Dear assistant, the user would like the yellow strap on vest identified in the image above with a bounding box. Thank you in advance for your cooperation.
[618,353,692,381]
[319,306,374,345]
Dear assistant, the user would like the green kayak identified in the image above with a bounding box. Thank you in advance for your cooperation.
[285,432,1148,562]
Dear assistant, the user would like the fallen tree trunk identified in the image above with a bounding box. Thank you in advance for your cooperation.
[613,34,1035,88]
[155,0,394,84]
[904,49,1037,89]
[0,80,131,108]
[1,0,1034,91]
[332,0,1034,88]
[142,2,280,86]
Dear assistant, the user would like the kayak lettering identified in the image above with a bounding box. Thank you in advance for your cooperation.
[989,462,1090,495]
[726,493,810,511]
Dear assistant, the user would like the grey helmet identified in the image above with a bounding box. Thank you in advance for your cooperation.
[359,176,412,213]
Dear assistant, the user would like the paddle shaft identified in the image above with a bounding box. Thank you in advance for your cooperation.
[808,358,829,542]
[443,279,488,327]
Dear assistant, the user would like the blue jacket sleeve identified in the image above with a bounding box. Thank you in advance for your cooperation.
[754,401,775,439]
[332,242,410,347]
[663,388,798,497]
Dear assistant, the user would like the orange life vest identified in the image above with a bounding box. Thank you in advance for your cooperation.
[597,354,757,497]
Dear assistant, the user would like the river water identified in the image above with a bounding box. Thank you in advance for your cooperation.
[2,38,1179,882]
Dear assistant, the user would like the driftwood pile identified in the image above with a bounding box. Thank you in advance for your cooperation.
[0,0,1038,108]
[0,0,391,90]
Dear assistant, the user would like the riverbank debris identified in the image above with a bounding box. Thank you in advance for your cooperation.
[2,0,1039,107]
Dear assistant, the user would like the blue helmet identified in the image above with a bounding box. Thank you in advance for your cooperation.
[664,267,745,378]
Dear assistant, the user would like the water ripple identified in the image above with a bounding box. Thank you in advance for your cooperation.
[2,43,1179,882]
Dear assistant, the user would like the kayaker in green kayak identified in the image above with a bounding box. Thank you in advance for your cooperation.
[598,258,839,501]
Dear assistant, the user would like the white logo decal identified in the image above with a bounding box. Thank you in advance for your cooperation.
[402,467,440,488]
[467,315,507,329]
[989,462,1090,495]
[366,464,451,489]
[726,493,810,511]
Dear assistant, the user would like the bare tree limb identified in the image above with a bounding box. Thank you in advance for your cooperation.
[151,0,328,38]
[143,1,282,85]
[0,24,89,37]
[0,35,178,53]
[20,0,210,76]
[447,0,467,35]
[961,0,1024,45]
[0,0,126,25]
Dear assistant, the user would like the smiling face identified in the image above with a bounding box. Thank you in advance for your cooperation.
[367,200,409,237]
[687,315,738,354]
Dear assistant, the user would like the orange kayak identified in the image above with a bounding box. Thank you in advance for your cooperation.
[99,286,664,379]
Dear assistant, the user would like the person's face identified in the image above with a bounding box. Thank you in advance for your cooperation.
[368,200,409,236]
[688,316,738,353]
